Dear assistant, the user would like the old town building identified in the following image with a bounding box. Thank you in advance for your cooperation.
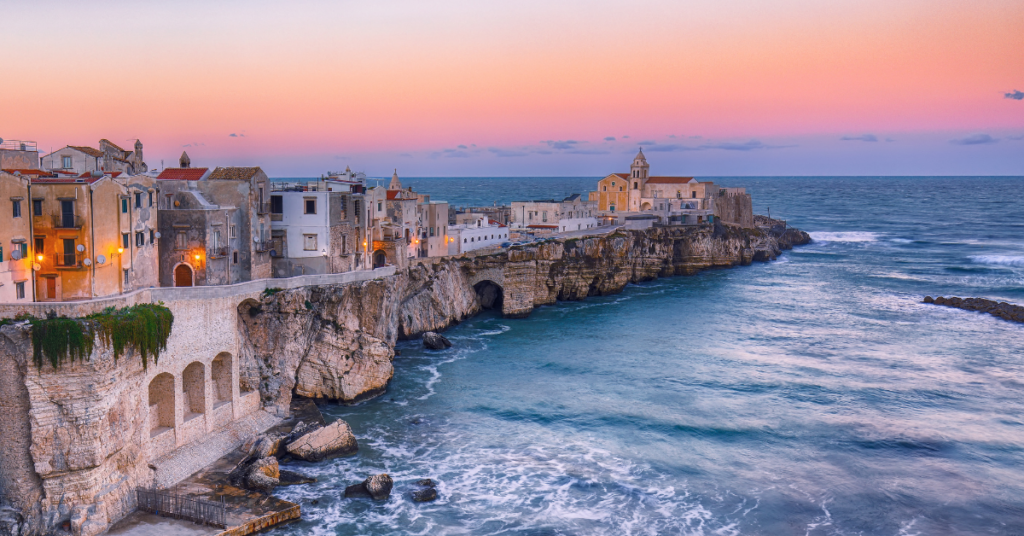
[41,138,148,175]
[0,171,33,302]
[511,195,599,233]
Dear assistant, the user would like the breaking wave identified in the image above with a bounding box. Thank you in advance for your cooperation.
[808,231,882,243]
[969,255,1024,267]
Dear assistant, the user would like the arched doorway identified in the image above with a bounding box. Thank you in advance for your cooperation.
[473,280,504,310]
[148,373,176,437]
[640,202,652,211]
[174,263,194,287]
[373,250,387,268]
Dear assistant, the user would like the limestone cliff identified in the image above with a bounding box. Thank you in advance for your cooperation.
[239,223,810,411]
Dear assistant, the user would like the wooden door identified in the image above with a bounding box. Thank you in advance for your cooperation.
[174,264,193,287]
[46,277,56,300]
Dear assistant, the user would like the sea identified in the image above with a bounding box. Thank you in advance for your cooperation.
[267,176,1024,535]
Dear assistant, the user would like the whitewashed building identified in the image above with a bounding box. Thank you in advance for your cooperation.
[448,213,509,255]
[511,195,598,233]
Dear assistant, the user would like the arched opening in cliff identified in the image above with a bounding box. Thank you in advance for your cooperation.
[474,280,504,311]
[182,362,207,420]
[148,373,176,437]
[212,353,233,408]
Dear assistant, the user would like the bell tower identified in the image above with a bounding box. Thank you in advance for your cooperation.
[629,148,649,210]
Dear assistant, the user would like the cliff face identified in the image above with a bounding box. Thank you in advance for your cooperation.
[239,223,809,410]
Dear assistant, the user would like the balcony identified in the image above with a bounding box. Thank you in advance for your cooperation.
[208,247,228,259]
[254,240,272,252]
[53,252,81,269]
[255,201,269,215]
[52,214,84,229]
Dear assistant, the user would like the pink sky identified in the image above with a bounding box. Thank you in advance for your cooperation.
[4,0,1023,176]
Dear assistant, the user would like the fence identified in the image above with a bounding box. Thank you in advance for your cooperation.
[136,488,227,528]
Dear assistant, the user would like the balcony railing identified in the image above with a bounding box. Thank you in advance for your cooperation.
[254,240,272,252]
[52,214,84,229]
[53,252,81,268]
[208,247,228,258]
[255,201,269,215]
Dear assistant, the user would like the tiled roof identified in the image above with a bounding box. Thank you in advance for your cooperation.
[79,171,120,178]
[647,176,695,184]
[612,173,629,179]
[209,166,261,181]
[101,139,126,153]
[68,146,104,158]
[31,176,103,184]
[157,168,209,180]
[527,224,558,229]
[2,168,54,177]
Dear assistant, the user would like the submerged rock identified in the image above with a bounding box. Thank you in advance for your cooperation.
[286,420,358,462]
[422,332,452,350]
[925,296,1024,324]
[411,478,438,502]
[344,474,393,500]
[278,470,317,486]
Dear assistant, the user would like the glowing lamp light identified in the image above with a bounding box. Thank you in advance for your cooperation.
[194,254,201,261]
[117,247,124,254]
[36,254,44,262]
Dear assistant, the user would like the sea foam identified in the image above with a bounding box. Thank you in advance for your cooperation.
[969,255,1024,267]
[808,231,881,243]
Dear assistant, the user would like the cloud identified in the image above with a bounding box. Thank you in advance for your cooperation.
[950,134,998,145]
[637,140,657,145]
[442,148,472,157]
[1005,90,1024,100]
[229,133,245,138]
[535,150,553,155]
[457,144,468,149]
[646,144,697,152]
[702,139,794,151]
[841,134,878,142]
[488,147,528,157]
[1007,134,1024,141]
[565,149,610,155]
[543,140,580,150]
[622,135,630,139]
[182,142,205,148]
[603,136,616,141]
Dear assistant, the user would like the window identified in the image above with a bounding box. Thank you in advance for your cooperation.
[233,251,238,264]
[542,211,547,222]
[303,234,317,251]
[429,227,435,237]
[464,238,467,243]
[611,181,615,186]
[341,235,347,254]
[15,282,25,300]
[212,229,221,249]
[123,269,130,286]
[271,195,283,214]
[603,186,607,192]
[135,192,142,208]
[340,196,347,215]
[61,239,75,266]
[121,199,128,213]
[12,200,21,218]
[122,234,130,249]
[1,246,5,262]
[610,205,616,212]
[62,156,72,169]
[229,225,237,239]
[33,199,42,216]
[35,237,44,255]
[377,201,382,212]
[148,192,153,206]
[150,229,155,243]
[692,191,697,198]
[136,232,145,247]
[634,182,638,189]
[304,198,316,214]
[176,231,187,250]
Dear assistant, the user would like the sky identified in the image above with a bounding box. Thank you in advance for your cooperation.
[3,0,1023,177]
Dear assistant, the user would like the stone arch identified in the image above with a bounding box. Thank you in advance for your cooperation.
[182,362,206,419]
[473,280,504,311]
[373,249,387,268]
[148,373,175,436]
[173,262,194,287]
[211,353,233,407]
[640,201,652,211]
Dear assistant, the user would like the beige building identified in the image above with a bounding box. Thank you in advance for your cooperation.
[511,194,598,233]
[0,139,41,171]
[0,171,33,302]
[41,139,148,176]
[28,172,159,301]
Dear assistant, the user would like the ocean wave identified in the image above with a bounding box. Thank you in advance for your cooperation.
[969,255,1024,267]
[808,231,882,243]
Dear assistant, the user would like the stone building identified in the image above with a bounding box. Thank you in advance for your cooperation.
[27,172,159,301]
[0,171,32,302]
[416,195,450,259]
[155,166,272,287]
[0,138,41,171]
[41,138,147,175]
[590,150,753,228]
[511,195,598,233]
[448,213,509,255]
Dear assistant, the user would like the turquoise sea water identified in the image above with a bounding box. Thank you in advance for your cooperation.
[268,177,1024,535]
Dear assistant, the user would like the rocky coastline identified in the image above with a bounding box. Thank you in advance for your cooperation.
[924,296,1024,324]
[239,221,811,413]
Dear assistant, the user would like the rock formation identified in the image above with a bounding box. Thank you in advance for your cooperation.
[344,474,393,501]
[422,332,452,350]
[924,296,1024,324]
[285,420,359,462]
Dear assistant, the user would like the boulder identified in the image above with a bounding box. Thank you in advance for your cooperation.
[344,483,371,499]
[285,420,358,462]
[923,296,934,304]
[244,457,280,493]
[365,474,393,500]
[411,478,438,502]
[242,433,287,459]
[422,332,452,350]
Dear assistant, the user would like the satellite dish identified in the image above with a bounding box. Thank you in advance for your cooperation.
[33,263,41,271]
[10,250,21,261]
[96,255,106,265]
[154,232,161,239]
[76,244,85,252]
[83,258,92,266]
[253,236,259,243]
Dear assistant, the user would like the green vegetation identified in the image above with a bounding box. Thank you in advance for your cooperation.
[262,287,284,299]
[26,303,173,370]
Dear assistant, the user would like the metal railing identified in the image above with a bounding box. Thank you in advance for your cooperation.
[255,201,269,215]
[52,214,84,229]
[0,139,38,152]
[208,247,228,258]
[53,252,80,268]
[136,488,226,528]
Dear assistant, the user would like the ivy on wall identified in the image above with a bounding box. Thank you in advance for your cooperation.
[23,303,174,370]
